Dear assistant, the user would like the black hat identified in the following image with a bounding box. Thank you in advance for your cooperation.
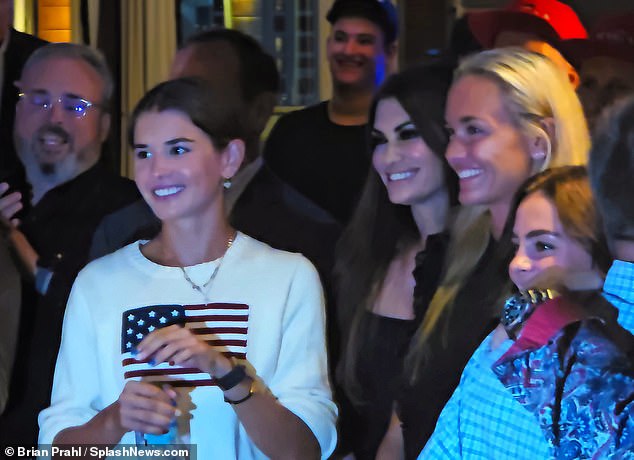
[326,0,398,45]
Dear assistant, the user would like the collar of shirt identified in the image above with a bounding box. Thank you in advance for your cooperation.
[603,259,634,333]
[224,156,262,215]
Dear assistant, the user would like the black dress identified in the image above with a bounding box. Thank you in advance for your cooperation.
[350,312,418,459]
[342,233,449,459]
[397,237,513,459]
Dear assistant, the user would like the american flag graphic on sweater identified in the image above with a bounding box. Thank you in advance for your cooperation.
[121,303,249,387]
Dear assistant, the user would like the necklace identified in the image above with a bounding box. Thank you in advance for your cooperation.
[179,232,236,302]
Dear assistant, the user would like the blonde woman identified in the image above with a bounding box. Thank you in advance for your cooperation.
[391,48,590,459]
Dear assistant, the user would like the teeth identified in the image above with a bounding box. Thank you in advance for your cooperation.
[154,186,184,197]
[40,134,66,146]
[338,57,363,66]
[458,169,482,179]
[389,171,415,181]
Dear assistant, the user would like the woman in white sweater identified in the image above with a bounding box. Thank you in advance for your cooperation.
[38,78,337,459]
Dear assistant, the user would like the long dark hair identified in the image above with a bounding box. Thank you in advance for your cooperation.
[335,61,458,403]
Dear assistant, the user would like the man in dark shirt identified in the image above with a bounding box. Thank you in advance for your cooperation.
[263,0,398,223]
[0,43,139,445]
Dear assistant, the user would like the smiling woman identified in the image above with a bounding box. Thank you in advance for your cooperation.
[371,98,447,208]
[334,61,457,459]
[132,110,237,224]
[491,167,633,459]
[38,78,338,460]
[417,48,594,460]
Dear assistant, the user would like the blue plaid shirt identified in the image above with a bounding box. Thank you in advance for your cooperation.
[419,260,634,459]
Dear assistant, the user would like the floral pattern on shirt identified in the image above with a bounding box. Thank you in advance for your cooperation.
[493,321,634,459]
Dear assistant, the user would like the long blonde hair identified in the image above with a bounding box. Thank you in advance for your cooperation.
[406,48,591,379]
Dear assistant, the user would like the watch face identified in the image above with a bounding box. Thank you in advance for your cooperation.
[501,292,531,329]
[500,289,558,336]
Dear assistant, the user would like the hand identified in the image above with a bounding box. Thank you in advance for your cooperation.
[0,182,23,226]
[491,323,511,350]
[117,381,178,435]
[0,184,38,277]
[561,270,603,291]
[134,325,231,377]
[521,265,603,292]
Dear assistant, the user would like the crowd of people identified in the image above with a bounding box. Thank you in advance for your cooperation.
[0,0,633,458]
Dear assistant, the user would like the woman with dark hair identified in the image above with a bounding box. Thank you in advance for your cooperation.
[38,78,337,459]
[335,62,458,459]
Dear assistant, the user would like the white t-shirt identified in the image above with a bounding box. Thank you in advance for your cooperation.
[39,232,337,459]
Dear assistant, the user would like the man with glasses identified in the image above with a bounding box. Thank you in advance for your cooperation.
[0,42,139,446]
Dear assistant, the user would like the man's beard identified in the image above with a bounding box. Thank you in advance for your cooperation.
[15,125,100,190]
[39,163,57,176]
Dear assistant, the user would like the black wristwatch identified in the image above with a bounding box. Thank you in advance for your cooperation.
[216,364,248,391]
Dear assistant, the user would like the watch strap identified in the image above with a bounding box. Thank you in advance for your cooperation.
[224,378,256,405]
[216,364,247,391]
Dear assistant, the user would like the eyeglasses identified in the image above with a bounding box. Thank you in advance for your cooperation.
[17,90,102,118]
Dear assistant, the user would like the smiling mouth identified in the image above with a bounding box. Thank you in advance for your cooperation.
[457,169,483,179]
[39,133,68,147]
[388,171,416,182]
[153,186,185,197]
[335,56,365,68]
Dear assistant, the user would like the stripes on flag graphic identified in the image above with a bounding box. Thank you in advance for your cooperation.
[121,303,249,387]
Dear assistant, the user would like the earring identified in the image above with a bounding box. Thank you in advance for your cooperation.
[223,177,232,189]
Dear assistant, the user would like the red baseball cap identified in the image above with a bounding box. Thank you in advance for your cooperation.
[467,0,587,49]
[562,13,634,64]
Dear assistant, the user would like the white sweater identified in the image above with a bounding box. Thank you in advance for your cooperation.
[39,232,337,459]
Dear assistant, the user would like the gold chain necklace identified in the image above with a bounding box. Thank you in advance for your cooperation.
[179,232,236,302]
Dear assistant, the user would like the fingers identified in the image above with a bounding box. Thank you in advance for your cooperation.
[118,381,177,434]
[162,384,178,401]
[135,325,214,372]
[135,325,190,361]
[562,270,604,291]
[523,265,603,292]
[0,187,23,222]
[524,265,567,290]
[151,338,199,366]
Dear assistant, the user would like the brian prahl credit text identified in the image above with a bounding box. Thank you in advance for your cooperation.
[7,445,192,458]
